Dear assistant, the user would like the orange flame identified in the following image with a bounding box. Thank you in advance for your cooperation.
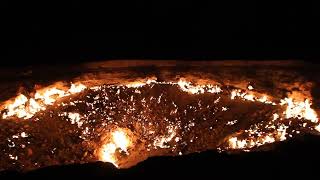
[99,129,132,167]
[1,83,86,119]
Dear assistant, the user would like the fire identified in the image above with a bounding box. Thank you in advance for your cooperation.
[67,112,83,128]
[273,113,279,121]
[277,124,287,141]
[1,83,86,119]
[100,143,117,166]
[35,87,66,105]
[177,79,205,94]
[230,89,273,104]
[177,79,222,94]
[227,95,319,150]
[112,130,130,152]
[258,95,268,103]
[280,98,318,123]
[1,77,320,170]
[2,94,28,119]
[229,137,246,149]
[315,124,320,132]
[228,132,283,150]
[68,83,87,94]
[99,129,132,167]
[230,89,255,101]
[125,78,157,88]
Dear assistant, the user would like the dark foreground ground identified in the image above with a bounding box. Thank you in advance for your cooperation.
[1,134,319,178]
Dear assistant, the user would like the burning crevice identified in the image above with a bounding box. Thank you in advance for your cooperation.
[0,60,319,172]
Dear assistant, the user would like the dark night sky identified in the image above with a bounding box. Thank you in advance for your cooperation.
[1,2,320,66]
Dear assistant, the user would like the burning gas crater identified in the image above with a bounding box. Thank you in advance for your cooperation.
[0,78,319,171]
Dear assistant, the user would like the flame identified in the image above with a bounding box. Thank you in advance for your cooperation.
[2,78,320,161]
[2,94,28,119]
[280,98,318,123]
[99,129,132,167]
[228,132,282,150]
[277,124,287,141]
[258,95,268,103]
[68,112,83,128]
[35,87,66,105]
[230,89,273,104]
[100,143,117,166]
[125,78,157,88]
[177,79,205,94]
[315,124,320,132]
[1,83,86,119]
[68,83,87,94]
[229,137,246,149]
[177,79,222,94]
[273,113,279,121]
[112,130,130,152]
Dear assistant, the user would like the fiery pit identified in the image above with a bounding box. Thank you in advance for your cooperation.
[0,60,319,172]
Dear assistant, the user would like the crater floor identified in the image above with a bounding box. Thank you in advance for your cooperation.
[0,60,319,172]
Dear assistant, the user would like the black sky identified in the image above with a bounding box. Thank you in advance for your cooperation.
[1,2,320,66]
